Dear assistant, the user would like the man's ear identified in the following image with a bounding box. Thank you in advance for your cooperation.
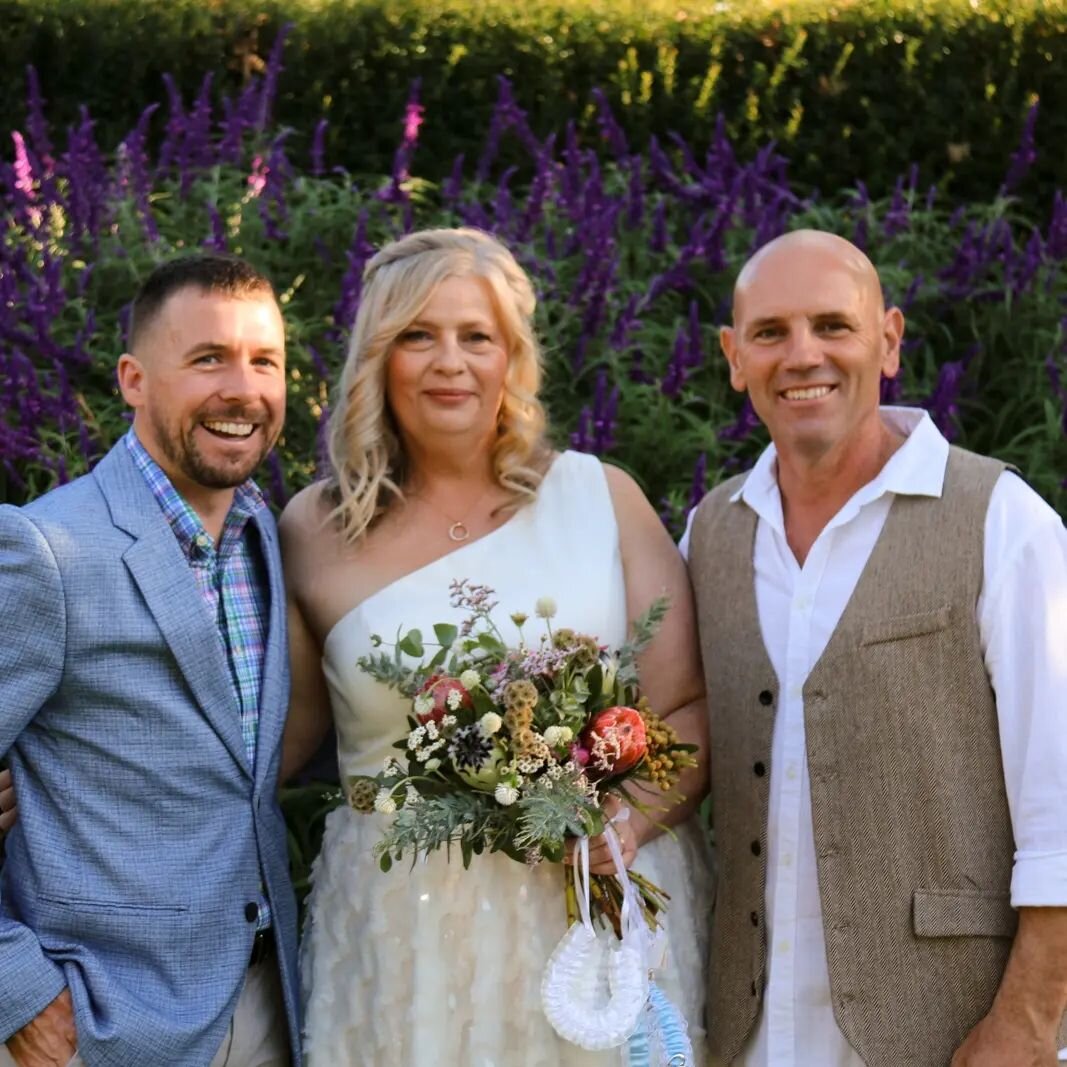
[117,353,146,409]
[720,326,747,393]
[881,306,905,379]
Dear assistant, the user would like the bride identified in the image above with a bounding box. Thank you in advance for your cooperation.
[280,227,712,1065]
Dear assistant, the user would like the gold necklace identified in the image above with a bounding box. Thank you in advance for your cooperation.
[417,486,494,543]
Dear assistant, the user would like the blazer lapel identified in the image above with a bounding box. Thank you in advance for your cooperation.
[252,508,288,782]
[93,444,253,779]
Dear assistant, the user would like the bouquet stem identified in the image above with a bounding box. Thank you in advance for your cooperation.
[563,864,671,938]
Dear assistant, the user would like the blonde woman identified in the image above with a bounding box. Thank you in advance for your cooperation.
[280,228,711,1065]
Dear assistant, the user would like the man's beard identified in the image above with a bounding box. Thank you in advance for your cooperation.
[152,407,277,490]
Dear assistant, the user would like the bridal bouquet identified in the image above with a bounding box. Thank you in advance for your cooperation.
[346,578,698,935]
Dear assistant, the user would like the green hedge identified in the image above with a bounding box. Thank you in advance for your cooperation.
[2,0,1066,205]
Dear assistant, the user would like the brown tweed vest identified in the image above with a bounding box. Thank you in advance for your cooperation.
[689,447,1064,1065]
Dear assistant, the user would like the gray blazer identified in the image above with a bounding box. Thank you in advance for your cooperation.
[0,441,302,1066]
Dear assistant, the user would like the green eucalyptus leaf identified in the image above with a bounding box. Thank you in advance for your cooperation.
[398,629,424,658]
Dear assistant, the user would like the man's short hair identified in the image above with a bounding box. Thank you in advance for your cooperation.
[128,253,276,350]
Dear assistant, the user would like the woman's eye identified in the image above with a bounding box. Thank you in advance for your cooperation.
[398,329,431,344]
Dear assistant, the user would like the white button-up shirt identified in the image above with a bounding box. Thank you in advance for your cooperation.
[680,407,1067,1064]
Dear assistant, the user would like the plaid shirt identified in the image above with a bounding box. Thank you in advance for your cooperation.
[126,429,273,930]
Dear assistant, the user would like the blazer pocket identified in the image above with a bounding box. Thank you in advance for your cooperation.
[861,605,953,647]
[38,894,188,915]
[912,887,1016,938]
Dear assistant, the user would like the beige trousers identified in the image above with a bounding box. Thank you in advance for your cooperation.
[1,958,290,1067]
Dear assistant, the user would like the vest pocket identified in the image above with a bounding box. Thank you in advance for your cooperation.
[861,605,954,646]
[912,887,1015,938]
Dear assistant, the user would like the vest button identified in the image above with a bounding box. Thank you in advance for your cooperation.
[244,902,259,923]
[750,981,758,996]
[758,690,773,706]
[750,911,759,926]
[750,840,761,856]
[753,761,766,777]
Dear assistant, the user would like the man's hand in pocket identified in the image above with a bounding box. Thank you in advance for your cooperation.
[8,990,76,1067]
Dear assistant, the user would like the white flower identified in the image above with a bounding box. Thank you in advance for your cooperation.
[441,714,458,728]
[534,596,557,619]
[446,688,464,711]
[494,784,519,806]
[374,789,397,814]
[459,669,481,689]
[543,725,573,746]
[425,758,442,772]
[413,693,434,717]
[480,712,503,735]
[425,720,439,741]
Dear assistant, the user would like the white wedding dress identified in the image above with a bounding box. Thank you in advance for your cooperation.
[300,451,712,1066]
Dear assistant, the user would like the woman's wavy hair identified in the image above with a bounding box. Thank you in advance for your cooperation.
[326,227,553,544]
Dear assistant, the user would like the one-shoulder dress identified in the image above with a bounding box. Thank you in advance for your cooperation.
[300,450,712,1065]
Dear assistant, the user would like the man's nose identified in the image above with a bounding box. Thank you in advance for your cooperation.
[217,357,260,401]
[782,326,823,369]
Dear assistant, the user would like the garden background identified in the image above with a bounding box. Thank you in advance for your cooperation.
[2,0,1066,887]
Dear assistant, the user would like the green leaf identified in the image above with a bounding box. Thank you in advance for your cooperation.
[398,628,424,658]
[433,623,459,648]
[379,852,393,873]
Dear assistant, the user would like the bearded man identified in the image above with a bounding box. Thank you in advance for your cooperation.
[0,255,301,1067]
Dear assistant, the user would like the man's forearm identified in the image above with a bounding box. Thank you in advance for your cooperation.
[992,907,1067,1032]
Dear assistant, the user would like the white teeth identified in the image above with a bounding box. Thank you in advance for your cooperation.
[203,421,255,437]
[783,386,833,401]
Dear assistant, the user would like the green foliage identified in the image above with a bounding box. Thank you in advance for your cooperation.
[2,0,1067,204]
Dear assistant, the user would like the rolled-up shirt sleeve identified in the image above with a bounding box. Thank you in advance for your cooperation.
[979,472,1067,906]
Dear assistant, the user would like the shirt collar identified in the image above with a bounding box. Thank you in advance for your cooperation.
[124,429,266,559]
[732,406,950,527]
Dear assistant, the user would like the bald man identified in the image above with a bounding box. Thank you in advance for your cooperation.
[0,254,302,1067]
[682,230,1067,1066]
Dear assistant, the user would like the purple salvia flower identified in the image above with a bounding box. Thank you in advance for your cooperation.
[157,73,186,174]
[256,23,292,130]
[591,88,629,159]
[628,348,653,384]
[660,325,690,398]
[1046,191,1067,260]
[570,406,593,452]
[718,398,761,442]
[883,175,910,237]
[24,67,54,171]
[625,156,644,228]
[118,104,160,242]
[380,80,424,202]
[609,294,641,349]
[1000,101,1039,196]
[492,166,518,232]
[442,154,466,205]
[651,200,668,253]
[265,451,289,508]
[880,374,904,404]
[310,118,328,177]
[922,343,980,439]
[204,203,228,252]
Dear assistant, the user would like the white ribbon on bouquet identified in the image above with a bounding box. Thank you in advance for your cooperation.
[541,809,693,1064]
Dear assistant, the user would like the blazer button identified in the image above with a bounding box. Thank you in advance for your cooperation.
[750,840,761,856]
[750,911,759,927]
[750,981,758,996]
[758,690,773,706]
[753,761,766,777]
[245,902,259,923]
